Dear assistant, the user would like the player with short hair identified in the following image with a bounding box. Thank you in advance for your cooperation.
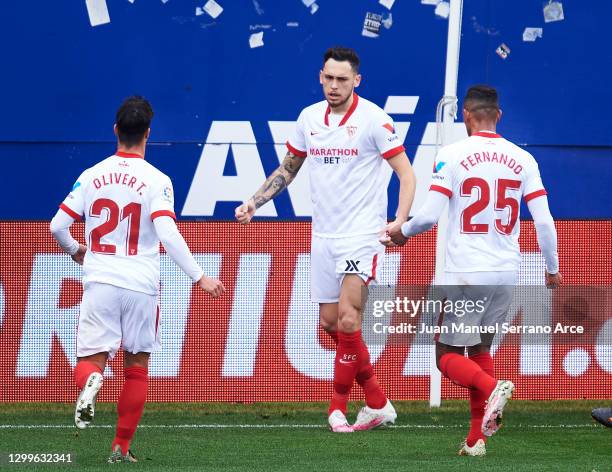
[235,46,416,432]
[50,96,225,463]
[384,85,562,455]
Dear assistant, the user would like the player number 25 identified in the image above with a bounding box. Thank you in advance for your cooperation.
[89,198,141,255]
[460,178,521,235]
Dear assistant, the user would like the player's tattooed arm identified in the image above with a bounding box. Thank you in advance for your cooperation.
[251,151,305,209]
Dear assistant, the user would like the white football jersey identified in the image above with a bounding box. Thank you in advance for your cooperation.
[59,151,176,295]
[431,131,547,272]
[287,93,405,237]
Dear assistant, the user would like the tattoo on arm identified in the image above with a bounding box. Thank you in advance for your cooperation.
[251,151,305,209]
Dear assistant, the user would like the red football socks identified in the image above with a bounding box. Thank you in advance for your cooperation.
[329,331,362,415]
[355,363,387,410]
[466,352,495,447]
[438,352,497,397]
[112,366,148,455]
[326,330,387,410]
[74,361,103,389]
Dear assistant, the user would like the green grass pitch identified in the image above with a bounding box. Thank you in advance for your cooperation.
[0,401,609,471]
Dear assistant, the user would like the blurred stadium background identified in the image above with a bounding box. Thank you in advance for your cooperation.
[0,1,610,470]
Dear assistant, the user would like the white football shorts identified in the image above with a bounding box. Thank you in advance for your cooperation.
[436,271,517,347]
[310,233,385,303]
[77,282,161,359]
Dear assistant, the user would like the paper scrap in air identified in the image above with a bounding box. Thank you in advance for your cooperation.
[204,0,223,19]
[86,0,111,27]
[435,1,450,19]
[543,1,564,23]
[249,31,264,48]
[362,12,383,38]
[379,0,395,10]
[523,27,543,42]
[496,43,511,59]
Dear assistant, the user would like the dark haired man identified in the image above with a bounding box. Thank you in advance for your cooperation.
[50,96,225,462]
[236,47,416,432]
[384,85,562,455]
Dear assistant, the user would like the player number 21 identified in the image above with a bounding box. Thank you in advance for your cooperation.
[461,177,521,235]
[89,198,141,255]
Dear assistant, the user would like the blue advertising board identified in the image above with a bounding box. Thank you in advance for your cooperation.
[1,0,611,219]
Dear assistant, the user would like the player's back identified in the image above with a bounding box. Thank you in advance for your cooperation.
[433,132,546,272]
[63,152,175,294]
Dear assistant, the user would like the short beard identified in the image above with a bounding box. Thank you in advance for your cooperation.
[327,89,353,111]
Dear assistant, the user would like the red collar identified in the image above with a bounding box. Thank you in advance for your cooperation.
[115,151,144,159]
[324,92,359,127]
[472,131,502,138]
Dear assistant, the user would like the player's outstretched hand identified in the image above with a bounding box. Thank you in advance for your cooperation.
[198,275,226,298]
[235,199,256,224]
[380,221,407,247]
[545,271,563,289]
[71,244,87,265]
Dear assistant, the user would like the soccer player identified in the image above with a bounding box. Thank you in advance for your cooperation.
[235,47,416,432]
[383,85,562,455]
[50,97,225,462]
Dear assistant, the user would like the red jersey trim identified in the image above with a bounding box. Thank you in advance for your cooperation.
[365,253,379,286]
[324,92,359,127]
[472,131,502,138]
[59,203,82,221]
[382,145,405,159]
[115,151,144,159]
[430,185,452,198]
[151,210,177,221]
[286,141,307,158]
[524,189,548,202]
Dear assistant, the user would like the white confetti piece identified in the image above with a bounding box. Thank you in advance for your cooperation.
[434,1,450,19]
[286,22,299,27]
[379,0,395,10]
[310,3,319,14]
[249,31,264,48]
[421,0,441,5]
[522,27,543,42]
[543,1,564,23]
[204,0,223,19]
[302,0,316,7]
[195,6,204,16]
[86,0,110,27]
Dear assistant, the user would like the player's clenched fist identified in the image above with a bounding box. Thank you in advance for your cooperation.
[71,244,87,265]
[235,199,256,224]
[198,275,226,298]
[545,271,563,289]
